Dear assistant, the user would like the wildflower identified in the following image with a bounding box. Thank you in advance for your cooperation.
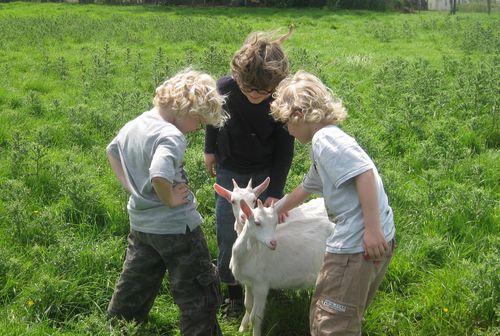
[442,307,449,313]
[27,299,34,307]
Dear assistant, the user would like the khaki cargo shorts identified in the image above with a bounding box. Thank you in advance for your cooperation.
[310,240,395,336]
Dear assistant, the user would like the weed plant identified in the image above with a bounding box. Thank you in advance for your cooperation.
[0,3,498,336]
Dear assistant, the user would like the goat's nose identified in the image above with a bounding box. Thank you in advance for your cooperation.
[269,239,277,250]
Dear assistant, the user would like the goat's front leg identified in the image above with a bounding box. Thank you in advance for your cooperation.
[250,285,269,336]
[239,284,253,332]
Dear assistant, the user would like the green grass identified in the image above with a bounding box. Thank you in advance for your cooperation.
[0,2,498,335]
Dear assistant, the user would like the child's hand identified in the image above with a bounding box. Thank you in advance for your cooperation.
[277,211,289,224]
[171,183,190,207]
[363,228,389,262]
[204,153,217,177]
[152,178,190,208]
[264,196,288,223]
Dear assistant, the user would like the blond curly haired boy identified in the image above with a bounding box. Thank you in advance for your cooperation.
[271,71,396,335]
[107,69,226,335]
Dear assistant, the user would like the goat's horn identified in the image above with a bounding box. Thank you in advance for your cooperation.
[232,179,239,190]
[246,178,253,189]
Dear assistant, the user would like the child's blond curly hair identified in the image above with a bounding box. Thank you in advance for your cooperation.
[154,69,228,128]
[270,71,347,125]
[231,26,294,92]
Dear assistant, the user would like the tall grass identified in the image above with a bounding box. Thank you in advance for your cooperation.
[0,3,498,335]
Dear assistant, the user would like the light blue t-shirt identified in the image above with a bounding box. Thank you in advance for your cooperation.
[107,109,202,234]
[302,125,395,254]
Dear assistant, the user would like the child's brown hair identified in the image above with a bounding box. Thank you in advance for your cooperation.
[231,26,294,93]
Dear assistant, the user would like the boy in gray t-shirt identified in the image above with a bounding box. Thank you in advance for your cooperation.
[106,69,227,335]
[270,71,395,335]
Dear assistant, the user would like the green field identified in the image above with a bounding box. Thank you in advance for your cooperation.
[0,2,498,335]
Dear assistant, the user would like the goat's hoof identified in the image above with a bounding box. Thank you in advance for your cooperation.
[238,325,248,332]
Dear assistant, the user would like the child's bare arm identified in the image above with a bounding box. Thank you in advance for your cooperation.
[276,184,311,223]
[152,177,189,208]
[355,169,389,260]
[107,152,132,194]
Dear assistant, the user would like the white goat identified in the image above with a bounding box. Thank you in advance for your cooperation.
[213,177,270,235]
[228,197,334,336]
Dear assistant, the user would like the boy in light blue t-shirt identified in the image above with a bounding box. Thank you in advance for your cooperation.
[270,71,395,335]
[106,69,227,335]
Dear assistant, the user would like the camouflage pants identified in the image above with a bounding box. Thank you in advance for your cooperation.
[107,227,222,336]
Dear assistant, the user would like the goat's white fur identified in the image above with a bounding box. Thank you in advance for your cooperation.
[230,197,334,336]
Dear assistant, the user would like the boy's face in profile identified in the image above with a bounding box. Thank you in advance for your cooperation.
[285,111,313,144]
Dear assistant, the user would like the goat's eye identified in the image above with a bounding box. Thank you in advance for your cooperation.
[231,200,235,204]
[255,221,261,226]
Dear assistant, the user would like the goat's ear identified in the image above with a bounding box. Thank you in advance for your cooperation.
[257,199,264,209]
[232,179,240,191]
[214,183,232,202]
[246,178,253,190]
[240,200,253,219]
[253,177,270,197]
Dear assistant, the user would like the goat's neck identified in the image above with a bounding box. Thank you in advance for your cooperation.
[232,224,259,262]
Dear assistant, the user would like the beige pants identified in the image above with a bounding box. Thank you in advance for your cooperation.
[310,240,395,336]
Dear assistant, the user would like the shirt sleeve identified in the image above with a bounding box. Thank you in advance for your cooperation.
[267,124,295,198]
[316,141,373,189]
[302,163,323,195]
[150,136,186,184]
[205,75,232,155]
[106,137,120,160]
[204,125,218,154]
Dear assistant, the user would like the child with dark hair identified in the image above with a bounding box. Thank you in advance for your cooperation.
[204,27,295,318]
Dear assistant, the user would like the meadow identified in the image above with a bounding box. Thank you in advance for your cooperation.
[0,2,498,335]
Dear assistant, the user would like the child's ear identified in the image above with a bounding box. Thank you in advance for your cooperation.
[293,110,305,120]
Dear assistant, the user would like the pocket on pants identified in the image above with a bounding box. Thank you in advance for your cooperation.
[313,297,357,334]
[196,266,222,310]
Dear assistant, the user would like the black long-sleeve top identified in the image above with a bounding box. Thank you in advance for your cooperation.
[205,76,294,198]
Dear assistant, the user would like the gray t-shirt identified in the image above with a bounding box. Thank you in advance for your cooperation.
[107,109,202,234]
[302,125,395,254]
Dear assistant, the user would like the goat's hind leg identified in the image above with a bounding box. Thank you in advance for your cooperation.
[239,284,253,332]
